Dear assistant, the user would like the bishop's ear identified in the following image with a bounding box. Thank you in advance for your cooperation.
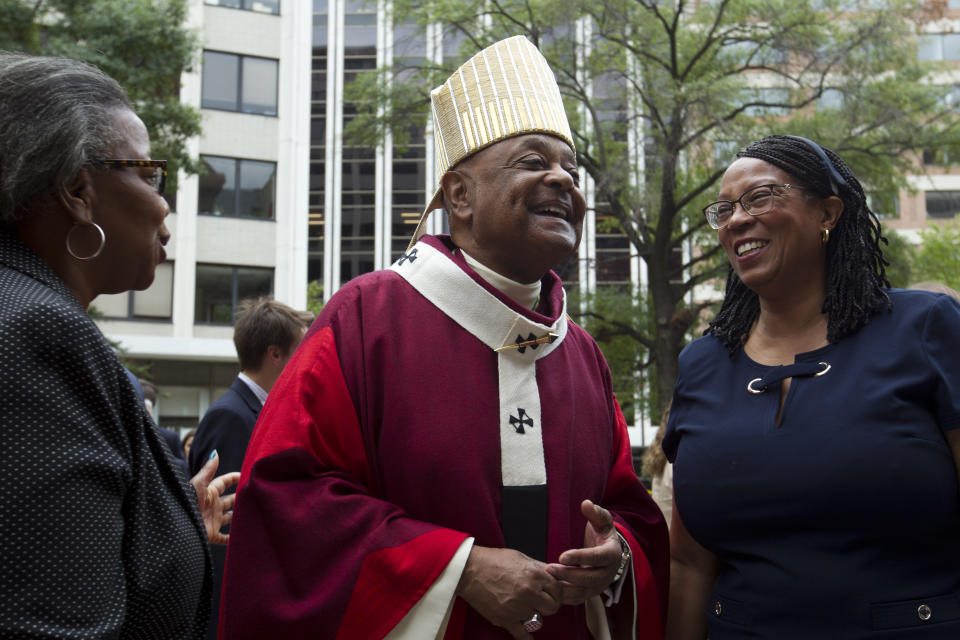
[58,167,96,225]
[441,170,473,222]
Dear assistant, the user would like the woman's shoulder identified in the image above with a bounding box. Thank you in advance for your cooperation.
[872,287,960,330]
[1,265,110,363]
[678,333,728,367]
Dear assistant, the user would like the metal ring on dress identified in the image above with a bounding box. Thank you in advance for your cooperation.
[814,362,831,377]
[522,612,543,632]
[747,377,765,394]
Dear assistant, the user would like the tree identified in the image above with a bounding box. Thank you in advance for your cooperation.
[912,223,960,290]
[306,280,326,317]
[881,229,917,288]
[0,0,202,192]
[347,0,960,413]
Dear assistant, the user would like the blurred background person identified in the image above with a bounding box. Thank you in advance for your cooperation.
[189,296,310,640]
[910,280,960,302]
[183,427,198,460]
[665,135,960,638]
[0,52,237,638]
[641,404,673,531]
[140,377,189,474]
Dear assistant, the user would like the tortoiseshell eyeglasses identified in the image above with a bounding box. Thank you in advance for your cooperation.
[101,159,168,196]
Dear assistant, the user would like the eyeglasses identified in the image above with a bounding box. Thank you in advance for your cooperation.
[101,159,167,195]
[703,183,803,230]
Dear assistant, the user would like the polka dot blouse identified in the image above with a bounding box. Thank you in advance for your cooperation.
[0,230,211,639]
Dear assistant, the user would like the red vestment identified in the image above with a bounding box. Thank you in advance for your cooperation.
[221,235,668,639]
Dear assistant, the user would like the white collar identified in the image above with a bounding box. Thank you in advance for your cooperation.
[389,239,567,356]
[460,250,541,310]
[237,372,268,406]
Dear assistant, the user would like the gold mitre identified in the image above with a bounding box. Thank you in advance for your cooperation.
[408,35,575,248]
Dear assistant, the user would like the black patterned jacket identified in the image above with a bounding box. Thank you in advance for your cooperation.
[0,229,211,639]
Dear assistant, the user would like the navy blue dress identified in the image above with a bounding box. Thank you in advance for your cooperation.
[664,289,960,639]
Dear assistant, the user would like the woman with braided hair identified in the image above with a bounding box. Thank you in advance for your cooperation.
[663,135,960,638]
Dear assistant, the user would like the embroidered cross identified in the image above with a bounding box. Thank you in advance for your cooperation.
[515,333,537,354]
[397,248,418,266]
[496,332,558,354]
[509,408,534,434]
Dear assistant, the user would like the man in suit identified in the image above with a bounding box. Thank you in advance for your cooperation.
[189,296,310,640]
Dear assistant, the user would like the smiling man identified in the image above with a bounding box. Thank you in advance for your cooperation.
[220,36,668,640]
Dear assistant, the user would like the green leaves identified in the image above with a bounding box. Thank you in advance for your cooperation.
[345,0,960,412]
[1,0,201,190]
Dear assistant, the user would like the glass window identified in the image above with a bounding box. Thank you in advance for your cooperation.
[94,291,130,318]
[918,34,940,61]
[195,264,274,324]
[199,156,235,217]
[917,34,960,61]
[201,51,239,111]
[925,191,960,219]
[246,0,279,13]
[199,156,276,219]
[96,262,175,320]
[205,0,279,14]
[944,34,960,61]
[134,262,175,318]
[201,51,278,116]
[817,88,844,110]
[595,216,631,286]
[242,57,279,115]
[238,160,277,218]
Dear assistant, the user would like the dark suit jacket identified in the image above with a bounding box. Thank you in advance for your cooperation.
[0,230,211,638]
[189,376,260,478]
[189,376,261,640]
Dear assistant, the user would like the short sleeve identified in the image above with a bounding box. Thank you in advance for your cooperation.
[922,294,960,431]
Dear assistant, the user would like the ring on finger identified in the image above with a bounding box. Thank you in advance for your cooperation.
[522,611,543,632]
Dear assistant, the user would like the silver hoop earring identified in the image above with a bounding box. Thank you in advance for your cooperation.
[65,222,106,261]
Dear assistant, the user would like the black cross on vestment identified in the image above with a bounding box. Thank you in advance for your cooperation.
[514,333,539,354]
[509,407,534,434]
[397,248,418,266]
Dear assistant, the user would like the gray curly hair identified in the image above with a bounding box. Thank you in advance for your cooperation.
[0,51,133,223]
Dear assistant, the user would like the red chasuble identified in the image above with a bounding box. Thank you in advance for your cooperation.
[220,235,668,639]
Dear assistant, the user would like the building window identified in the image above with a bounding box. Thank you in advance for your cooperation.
[866,191,899,220]
[925,191,960,219]
[201,51,278,116]
[198,156,277,219]
[817,88,844,111]
[917,33,960,61]
[205,0,279,14]
[595,214,631,287]
[95,262,175,320]
[195,264,274,324]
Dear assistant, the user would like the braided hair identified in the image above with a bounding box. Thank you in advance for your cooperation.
[706,135,891,354]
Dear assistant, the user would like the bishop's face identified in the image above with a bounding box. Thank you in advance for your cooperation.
[451,133,586,284]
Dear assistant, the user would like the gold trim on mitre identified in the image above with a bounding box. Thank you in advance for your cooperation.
[407,35,574,250]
